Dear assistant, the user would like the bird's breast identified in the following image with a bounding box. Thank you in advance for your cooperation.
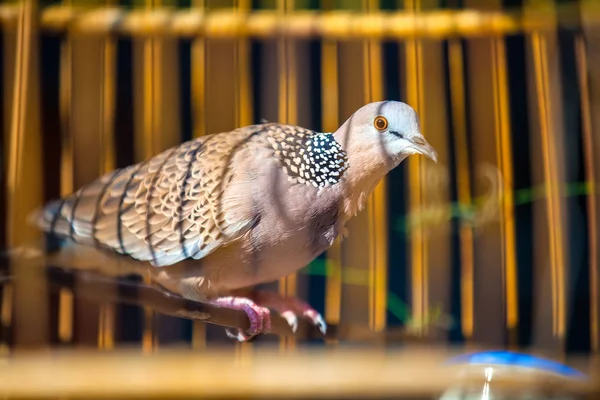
[214,184,344,289]
[203,154,347,290]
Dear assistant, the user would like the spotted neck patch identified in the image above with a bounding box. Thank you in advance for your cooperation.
[267,126,349,188]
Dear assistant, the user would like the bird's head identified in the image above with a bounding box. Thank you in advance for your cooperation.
[333,101,437,184]
[335,100,437,166]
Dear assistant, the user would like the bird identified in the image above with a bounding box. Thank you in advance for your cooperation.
[31,100,438,342]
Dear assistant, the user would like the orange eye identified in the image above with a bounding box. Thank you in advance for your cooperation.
[374,116,388,131]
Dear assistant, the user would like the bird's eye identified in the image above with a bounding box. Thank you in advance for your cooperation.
[374,116,388,131]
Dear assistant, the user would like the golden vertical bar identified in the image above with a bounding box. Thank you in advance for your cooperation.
[192,0,206,140]
[63,0,117,347]
[276,0,318,344]
[463,0,516,346]
[321,0,342,330]
[235,0,254,358]
[580,0,600,353]
[532,32,566,340]
[135,0,181,351]
[362,0,387,332]
[235,0,253,128]
[58,0,74,344]
[277,0,298,350]
[1,17,18,354]
[491,38,518,343]
[201,0,241,345]
[142,0,157,352]
[575,33,598,353]
[447,39,474,340]
[2,19,16,144]
[404,0,426,334]
[191,0,207,348]
[403,0,451,337]
[234,2,254,352]
[98,7,117,350]
[338,1,371,329]
[100,1,117,175]
[8,0,48,348]
[525,0,568,351]
[1,13,17,354]
[225,0,255,356]
[203,0,238,138]
[276,0,297,126]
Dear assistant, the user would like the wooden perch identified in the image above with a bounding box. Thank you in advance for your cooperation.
[0,266,438,343]
[42,266,326,340]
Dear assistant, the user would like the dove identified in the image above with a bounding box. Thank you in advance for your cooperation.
[31,100,438,341]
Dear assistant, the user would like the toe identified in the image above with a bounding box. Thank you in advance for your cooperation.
[244,302,273,336]
[210,296,272,340]
[304,310,327,334]
[259,306,272,333]
[281,310,299,333]
[242,303,264,336]
[225,328,253,342]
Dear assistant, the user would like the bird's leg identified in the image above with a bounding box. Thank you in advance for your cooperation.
[153,271,272,341]
[208,296,272,342]
[236,289,327,335]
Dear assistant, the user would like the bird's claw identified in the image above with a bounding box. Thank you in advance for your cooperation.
[250,290,327,336]
[225,328,255,341]
[304,309,327,335]
[280,307,327,335]
[281,310,299,333]
[211,292,326,341]
[210,296,271,342]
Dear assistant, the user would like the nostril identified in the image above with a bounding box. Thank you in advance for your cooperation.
[412,136,427,146]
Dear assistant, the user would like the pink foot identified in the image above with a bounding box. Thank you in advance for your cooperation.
[251,290,327,335]
[209,296,271,341]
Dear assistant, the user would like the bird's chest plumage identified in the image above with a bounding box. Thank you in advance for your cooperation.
[204,127,349,289]
[211,161,342,289]
[240,171,344,283]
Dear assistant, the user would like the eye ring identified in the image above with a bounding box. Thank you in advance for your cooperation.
[374,116,388,131]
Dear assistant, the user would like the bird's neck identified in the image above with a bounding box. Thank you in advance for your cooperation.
[327,127,391,219]
[339,151,391,219]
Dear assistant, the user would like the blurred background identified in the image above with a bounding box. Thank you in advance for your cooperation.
[1,0,600,398]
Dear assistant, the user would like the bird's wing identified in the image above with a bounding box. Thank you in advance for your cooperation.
[33,126,265,267]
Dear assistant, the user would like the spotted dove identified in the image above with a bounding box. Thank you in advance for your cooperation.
[32,101,438,341]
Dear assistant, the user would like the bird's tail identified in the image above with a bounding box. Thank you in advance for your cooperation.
[1,194,150,282]
[0,199,67,269]
[28,198,65,234]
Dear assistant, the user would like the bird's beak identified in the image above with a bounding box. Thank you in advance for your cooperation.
[410,136,438,164]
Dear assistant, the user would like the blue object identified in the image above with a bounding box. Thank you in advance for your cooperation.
[446,350,587,379]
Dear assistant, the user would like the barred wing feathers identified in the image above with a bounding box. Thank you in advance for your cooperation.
[32,126,266,267]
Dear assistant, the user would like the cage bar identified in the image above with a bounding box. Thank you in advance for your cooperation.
[526,0,569,352]
[6,0,48,349]
[321,0,342,335]
[1,3,596,39]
